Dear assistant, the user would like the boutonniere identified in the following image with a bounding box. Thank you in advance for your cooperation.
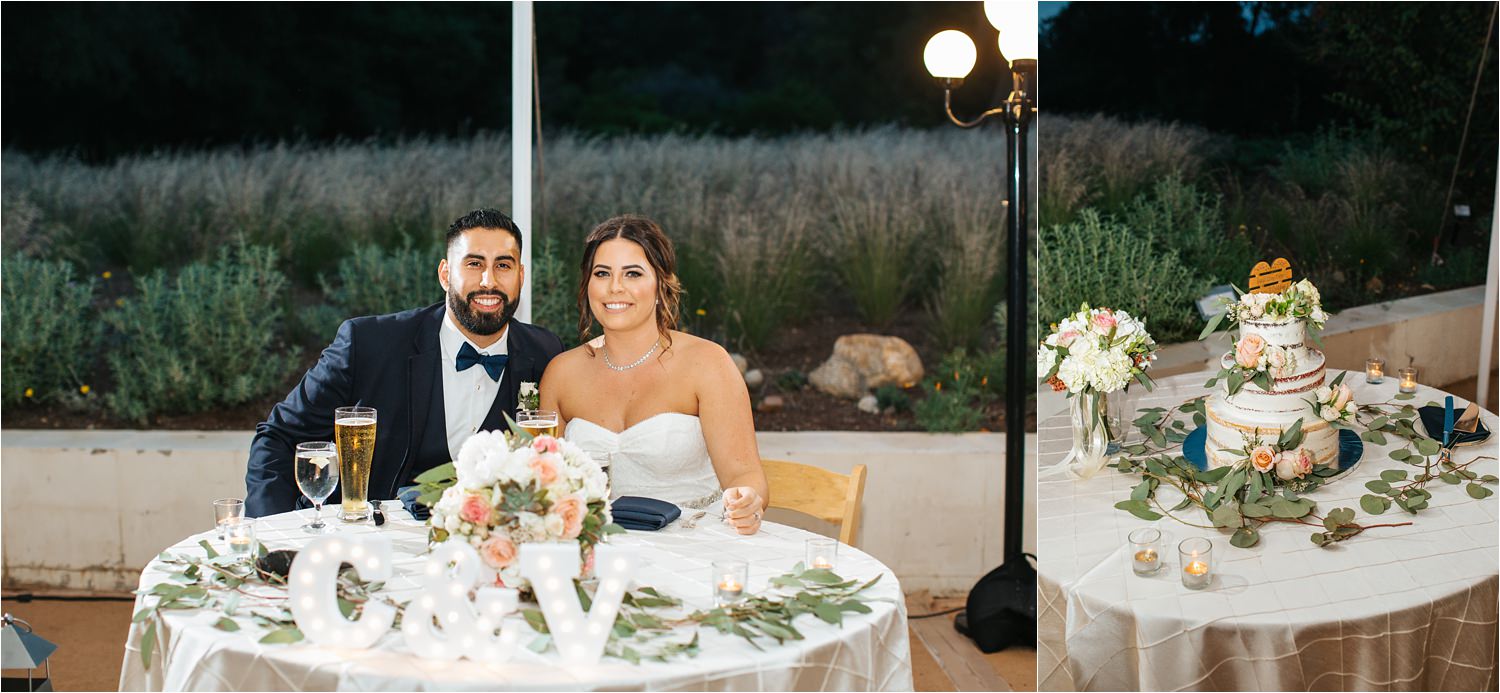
[519,381,540,410]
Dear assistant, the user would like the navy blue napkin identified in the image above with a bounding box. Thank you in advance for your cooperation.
[611,496,681,531]
[1418,405,1491,448]
[396,485,431,521]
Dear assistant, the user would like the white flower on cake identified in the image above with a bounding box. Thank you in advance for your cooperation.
[1310,381,1357,427]
[1039,304,1159,396]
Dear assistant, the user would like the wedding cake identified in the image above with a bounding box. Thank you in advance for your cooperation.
[1201,266,1339,471]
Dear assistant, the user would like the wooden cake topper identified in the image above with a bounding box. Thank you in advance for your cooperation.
[1248,258,1293,294]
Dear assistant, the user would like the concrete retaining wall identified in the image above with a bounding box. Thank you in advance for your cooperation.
[1,430,1011,596]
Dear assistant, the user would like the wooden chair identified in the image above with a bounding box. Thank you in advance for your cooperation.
[761,460,867,547]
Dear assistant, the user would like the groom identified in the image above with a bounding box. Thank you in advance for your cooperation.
[244,209,564,517]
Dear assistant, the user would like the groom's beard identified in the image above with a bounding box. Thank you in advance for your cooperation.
[448,288,517,336]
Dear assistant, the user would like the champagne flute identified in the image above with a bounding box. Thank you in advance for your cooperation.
[295,441,339,534]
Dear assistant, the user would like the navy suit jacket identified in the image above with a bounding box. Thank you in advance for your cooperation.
[244,302,564,517]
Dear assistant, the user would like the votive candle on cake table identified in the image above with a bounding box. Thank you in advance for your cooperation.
[806,538,838,571]
[1365,359,1385,384]
[223,518,257,562]
[712,559,747,606]
[1399,367,1419,394]
[1178,538,1213,590]
[1128,528,1162,576]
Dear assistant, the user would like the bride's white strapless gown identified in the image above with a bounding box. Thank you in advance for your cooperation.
[564,412,724,510]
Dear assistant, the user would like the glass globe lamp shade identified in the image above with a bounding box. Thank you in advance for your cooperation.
[923,30,977,80]
[985,1,1039,64]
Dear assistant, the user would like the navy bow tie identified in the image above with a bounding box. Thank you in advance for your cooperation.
[456,342,508,382]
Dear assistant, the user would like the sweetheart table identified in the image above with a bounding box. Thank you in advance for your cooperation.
[118,505,913,691]
[1038,370,1499,692]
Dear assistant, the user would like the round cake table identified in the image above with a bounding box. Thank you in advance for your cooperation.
[117,506,913,691]
[1038,370,1499,692]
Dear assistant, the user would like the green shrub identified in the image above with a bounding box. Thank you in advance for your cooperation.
[301,240,445,342]
[915,349,1000,432]
[776,369,808,392]
[528,233,581,345]
[827,180,922,326]
[1124,174,1257,285]
[1040,209,1209,343]
[1,255,98,405]
[874,384,911,414]
[104,243,302,423]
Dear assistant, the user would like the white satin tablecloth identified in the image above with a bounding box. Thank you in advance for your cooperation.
[118,506,912,691]
[1039,371,1499,691]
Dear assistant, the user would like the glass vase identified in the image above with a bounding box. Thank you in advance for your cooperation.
[1067,390,1111,478]
[1104,386,1137,454]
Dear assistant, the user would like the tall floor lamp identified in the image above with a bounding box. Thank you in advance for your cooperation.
[923,1,1037,652]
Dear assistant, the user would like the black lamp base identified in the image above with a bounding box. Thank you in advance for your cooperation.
[952,552,1037,653]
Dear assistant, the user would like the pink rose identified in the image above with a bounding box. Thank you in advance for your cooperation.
[580,545,596,579]
[550,494,585,539]
[1057,330,1080,347]
[1266,347,1287,374]
[1274,450,1311,480]
[531,436,560,454]
[478,534,518,569]
[1092,313,1117,332]
[1332,384,1354,411]
[1235,334,1266,369]
[1249,446,1276,473]
[1297,448,1316,474]
[459,493,494,526]
[529,453,560,486]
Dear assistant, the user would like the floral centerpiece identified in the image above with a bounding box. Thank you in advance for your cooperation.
[1038,304,1159,478]
[426,430,613,588]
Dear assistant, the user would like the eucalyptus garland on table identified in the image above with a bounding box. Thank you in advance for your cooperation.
[1109,386,1497,549]
[132,543,884,670]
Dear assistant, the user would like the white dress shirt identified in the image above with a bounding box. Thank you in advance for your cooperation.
[438,313,508,460]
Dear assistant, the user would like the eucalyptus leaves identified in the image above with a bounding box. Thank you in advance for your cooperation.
[1109,390,1496,549]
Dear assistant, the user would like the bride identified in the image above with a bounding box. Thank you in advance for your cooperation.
[538,214,768,535]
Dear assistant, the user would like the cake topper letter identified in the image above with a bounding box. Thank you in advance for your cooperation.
[1248,258,1293,294]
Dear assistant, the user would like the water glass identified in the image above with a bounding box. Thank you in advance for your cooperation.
[213,498,244,539]
[223,518,257,562]
[806,538,838,571]
[1128,528,1162,576]
[295,441,339,534]
[712,559,748,606]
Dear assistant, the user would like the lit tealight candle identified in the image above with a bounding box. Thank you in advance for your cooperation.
[1178,537,1213,590]
[1128,527,1162,576]
[1399,367,1418,394]
[1365,359,1385,384]
[812,556,833,570]
[806,538,838,572]
[1134,549,1159,573]
[711,559,748,606]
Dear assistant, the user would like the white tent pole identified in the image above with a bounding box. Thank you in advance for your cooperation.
[513,0,534,324]
[1476,166,1499,409]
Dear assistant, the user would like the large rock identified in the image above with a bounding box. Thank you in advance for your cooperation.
[809,334,924,399]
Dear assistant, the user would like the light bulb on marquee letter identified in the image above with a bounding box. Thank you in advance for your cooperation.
[519,543,639,666]
[401,540,522,661]
[288,536,397,648]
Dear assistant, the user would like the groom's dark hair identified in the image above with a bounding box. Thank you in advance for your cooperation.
[446,209,523,255]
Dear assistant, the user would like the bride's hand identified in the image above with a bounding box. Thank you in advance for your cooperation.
[723,486,763,535]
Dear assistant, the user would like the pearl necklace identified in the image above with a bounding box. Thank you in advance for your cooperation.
[603,339,660,372]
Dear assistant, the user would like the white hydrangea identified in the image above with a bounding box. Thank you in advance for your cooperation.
[1037,346,1059,378]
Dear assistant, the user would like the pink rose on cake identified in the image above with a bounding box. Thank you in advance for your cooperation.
[1235,334,1266,368]
[1274,448,1315,480]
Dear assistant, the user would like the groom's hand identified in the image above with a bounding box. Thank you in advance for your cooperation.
[723,486,763,535]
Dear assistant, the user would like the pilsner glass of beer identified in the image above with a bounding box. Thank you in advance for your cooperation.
[334,406,377,522]
[517,409,560,438]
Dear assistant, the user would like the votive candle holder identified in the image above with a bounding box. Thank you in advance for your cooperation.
[712,559,747,606]
[223,518,257,562]
[1179,537,1213,590]
[1399,367,1419,394]
[806,538,838,571]
[1128,528,1162,576]
[1365,359,1385,384]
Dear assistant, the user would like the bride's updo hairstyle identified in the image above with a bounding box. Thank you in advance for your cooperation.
[577,214,685,353]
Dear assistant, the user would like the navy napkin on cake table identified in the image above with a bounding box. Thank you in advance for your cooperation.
[611,496,681,531]
[1418,405,1491,448]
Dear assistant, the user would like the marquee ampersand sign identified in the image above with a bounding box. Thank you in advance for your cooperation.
[519,543,640,665]
[288,535,397,648]
[401,540,522,661]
